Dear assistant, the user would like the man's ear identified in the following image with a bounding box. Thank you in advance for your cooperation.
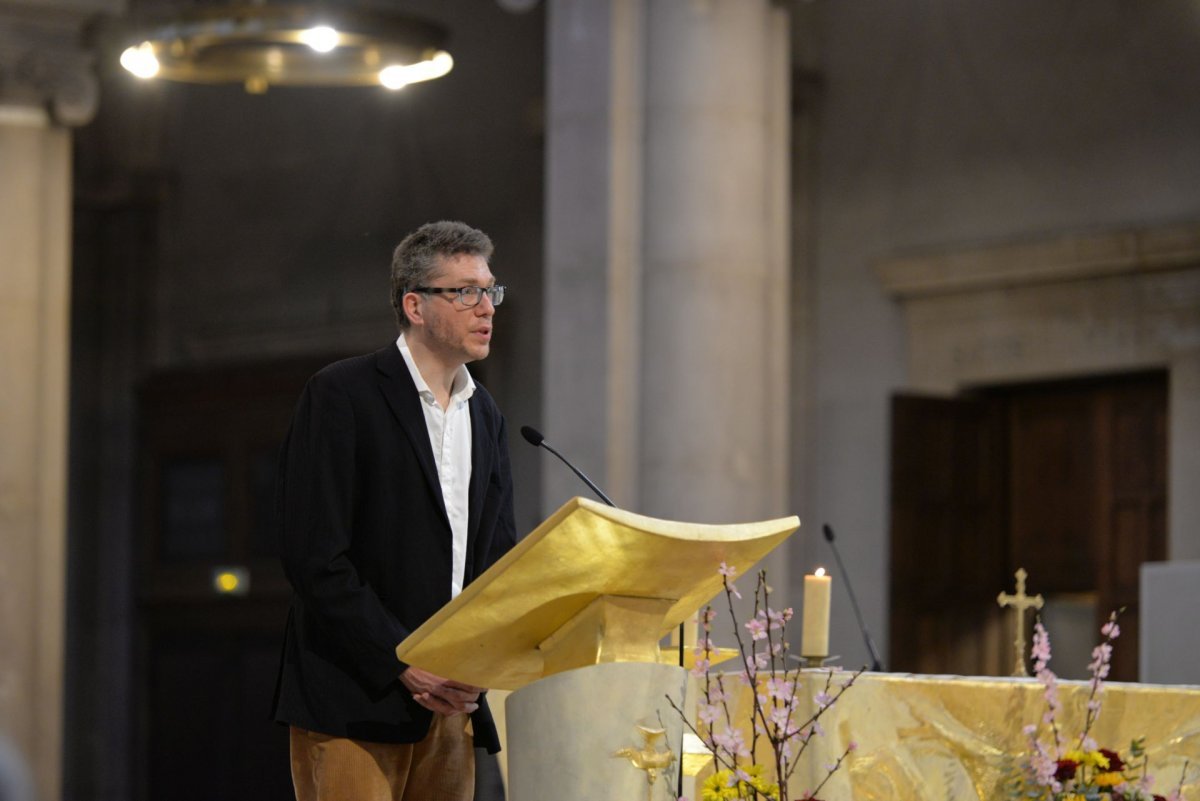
[402,292,424,328]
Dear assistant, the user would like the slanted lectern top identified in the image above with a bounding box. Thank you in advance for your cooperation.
[395,497,800,691]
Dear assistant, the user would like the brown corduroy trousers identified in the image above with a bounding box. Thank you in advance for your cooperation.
[289,714,475,801]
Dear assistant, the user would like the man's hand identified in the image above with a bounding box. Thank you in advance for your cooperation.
[399,666,485,716]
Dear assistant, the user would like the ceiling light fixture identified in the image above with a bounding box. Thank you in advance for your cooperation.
[118,4,453,94]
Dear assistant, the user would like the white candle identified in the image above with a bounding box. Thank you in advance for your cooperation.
[801,568,832,658]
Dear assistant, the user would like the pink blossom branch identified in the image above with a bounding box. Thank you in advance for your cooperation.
[783,667,864,783]
[805,741,857,800]
[1077,609,1123,750]
[1031,618,1063,757]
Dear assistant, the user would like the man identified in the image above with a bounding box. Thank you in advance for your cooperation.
[272,221,517,801]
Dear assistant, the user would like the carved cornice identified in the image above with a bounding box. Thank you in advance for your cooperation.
[0,0,123,126]
[877,222,1200,300]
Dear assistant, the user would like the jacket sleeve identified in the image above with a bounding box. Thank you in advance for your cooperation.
[277,371,410,694]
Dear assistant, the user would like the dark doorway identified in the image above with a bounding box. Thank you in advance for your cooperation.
[135,359,328,801]
[889,371,1168,680]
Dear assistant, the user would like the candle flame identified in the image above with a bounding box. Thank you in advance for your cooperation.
[814,567,826,577]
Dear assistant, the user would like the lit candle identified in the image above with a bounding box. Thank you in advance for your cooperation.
[801,567,832,658]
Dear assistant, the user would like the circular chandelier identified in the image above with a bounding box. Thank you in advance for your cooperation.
[118,5,453,93]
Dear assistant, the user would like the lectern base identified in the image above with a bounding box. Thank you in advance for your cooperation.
[505,662,688,801]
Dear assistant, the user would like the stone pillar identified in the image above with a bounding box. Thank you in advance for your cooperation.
[638,0,790,527]
[0,7,103,799]
[543,0,790,534]
[544,0,646,510]
[0,107,72,801]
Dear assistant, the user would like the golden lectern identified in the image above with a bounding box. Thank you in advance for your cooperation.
[396,497,799,800]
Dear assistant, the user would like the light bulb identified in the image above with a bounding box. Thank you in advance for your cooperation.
[300,25,339,53]
[378,51,453,90]
[120,42,160,79]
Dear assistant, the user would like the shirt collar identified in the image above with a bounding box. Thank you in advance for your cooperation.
[396,333,476,407]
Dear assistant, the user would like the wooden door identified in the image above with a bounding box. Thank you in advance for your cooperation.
[889,372,1167,680]
[889,394,1009,674]
[1006,375,1168,680]
[136,359,331,801]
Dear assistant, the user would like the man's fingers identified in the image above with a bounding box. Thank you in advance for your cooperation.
[401,667,485,698]
[428,686,480,708]
[413,692,478,716]
[443,680,486,694]
[437,685,481,703]
[412,693,458,716]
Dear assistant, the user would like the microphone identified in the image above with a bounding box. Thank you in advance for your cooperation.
[522,424,683,799]
[821,523,884,671]
[519,425,616,507]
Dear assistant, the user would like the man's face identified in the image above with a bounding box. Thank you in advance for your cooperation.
[412,253,496,366]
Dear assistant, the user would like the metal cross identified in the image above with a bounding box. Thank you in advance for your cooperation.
[997,567,1044,677]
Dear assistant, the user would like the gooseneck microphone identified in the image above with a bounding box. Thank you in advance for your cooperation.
[522,424,682,798]
[519,426,616,507]
[822,523,884,671]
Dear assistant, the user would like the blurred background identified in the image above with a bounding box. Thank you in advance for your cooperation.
[2,0,1199,799]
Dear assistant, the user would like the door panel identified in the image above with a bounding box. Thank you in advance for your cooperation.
[888,373,1167,681]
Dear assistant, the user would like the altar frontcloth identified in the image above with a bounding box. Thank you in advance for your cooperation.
[726,672,1200,800]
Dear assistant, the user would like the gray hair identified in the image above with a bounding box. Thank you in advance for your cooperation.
[390,221,494,330]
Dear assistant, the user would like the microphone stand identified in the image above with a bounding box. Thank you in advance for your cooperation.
[532,439,615,507]
[521,425,688,798]
[822,524,884,671]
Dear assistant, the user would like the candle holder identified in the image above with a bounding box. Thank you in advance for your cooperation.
[794,654,839,669]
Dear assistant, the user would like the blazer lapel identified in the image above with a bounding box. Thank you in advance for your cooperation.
[374,345,450,527]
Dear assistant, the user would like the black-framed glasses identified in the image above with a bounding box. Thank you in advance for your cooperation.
[410,285,506,308]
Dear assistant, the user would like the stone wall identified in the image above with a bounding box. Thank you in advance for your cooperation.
[806,0,1200,666]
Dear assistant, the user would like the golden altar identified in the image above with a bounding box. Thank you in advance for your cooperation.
[724,671,1200,801]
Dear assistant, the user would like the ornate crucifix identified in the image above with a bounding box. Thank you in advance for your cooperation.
[997,568,1044,677]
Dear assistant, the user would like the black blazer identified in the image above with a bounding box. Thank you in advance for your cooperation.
[271,344,517,752]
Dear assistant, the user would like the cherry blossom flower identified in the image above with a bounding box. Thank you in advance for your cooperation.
[698,703,721,725]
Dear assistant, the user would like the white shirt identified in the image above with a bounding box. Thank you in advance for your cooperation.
[396,334,475,598]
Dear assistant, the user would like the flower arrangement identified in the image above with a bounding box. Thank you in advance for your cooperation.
[1020,610,1192,801]
[669,564,861,801]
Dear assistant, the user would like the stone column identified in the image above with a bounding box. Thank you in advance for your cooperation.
[543,0,791,532]
[0,108,72,801]
[0,8,102,799]
[544,0,646,509]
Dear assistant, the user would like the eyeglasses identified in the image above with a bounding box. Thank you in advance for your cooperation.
[410,285,506,308]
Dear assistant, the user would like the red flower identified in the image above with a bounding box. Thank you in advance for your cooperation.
[1099,748,1126,772]
[1054,759,1080,781]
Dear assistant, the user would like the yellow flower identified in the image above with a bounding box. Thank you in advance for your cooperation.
[1095,771,1123,787]
[1063,749,1110,770]
[1062,794,1088,801]
[701,767,780,801]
